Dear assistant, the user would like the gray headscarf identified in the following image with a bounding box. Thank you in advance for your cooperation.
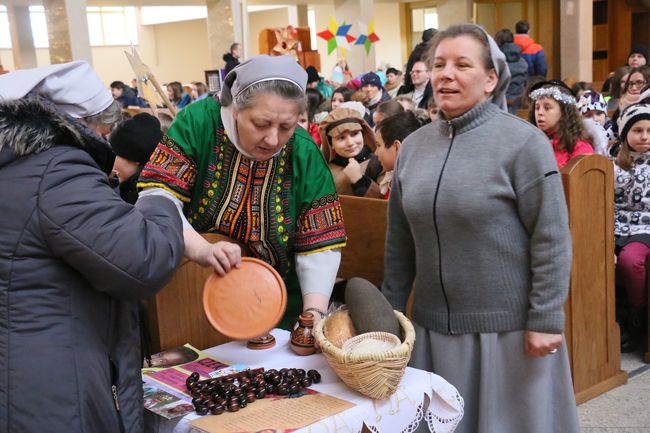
[219,55,307,158]
[475,25,511,112]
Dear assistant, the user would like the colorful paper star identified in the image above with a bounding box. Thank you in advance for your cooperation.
[355,20,380,54]
[317,17,356,55]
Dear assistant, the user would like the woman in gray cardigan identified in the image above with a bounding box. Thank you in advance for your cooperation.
[382,24,580,433]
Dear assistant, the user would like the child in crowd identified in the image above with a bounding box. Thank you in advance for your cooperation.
[109,113,163,204]
[571,81,592,99]
[298,88,323,145]
[529,84,594,169]
[427,98,438,122]
[619,66,650,111]
[384,67,402,98]
[394,95,416,111]
[607,66,631,110]
[577,90,615,155]
[319,107,383,198]
[613,101,650,352]
[374,111,423,198]
[372,99,404,128]
[331,87,354,111]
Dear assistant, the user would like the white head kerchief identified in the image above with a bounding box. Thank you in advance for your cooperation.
[0,61,113,118]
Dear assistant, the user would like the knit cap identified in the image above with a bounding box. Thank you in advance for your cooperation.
[617,102,650,144]
[361,72,382,89]
[109,113,162,164]
[306,66,320,84]
[577,90,607,115]
[628,46,649,63]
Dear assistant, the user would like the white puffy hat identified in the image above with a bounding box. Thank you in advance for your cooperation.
[0,60,113,118]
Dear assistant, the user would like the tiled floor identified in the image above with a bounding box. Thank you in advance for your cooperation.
[578,350,650,433]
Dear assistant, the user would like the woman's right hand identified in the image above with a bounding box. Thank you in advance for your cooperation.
[195,241,242,276]
[184,229,242,276]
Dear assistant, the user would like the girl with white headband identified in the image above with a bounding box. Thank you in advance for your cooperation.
[528,84,594,168]
[138,55,346,331]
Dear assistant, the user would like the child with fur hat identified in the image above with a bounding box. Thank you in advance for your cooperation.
[319,107,384,198]
[613,101,650,352]
[576,90,615,155]
[109,113,163,204]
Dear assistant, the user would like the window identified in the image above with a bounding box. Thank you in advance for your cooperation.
[29,6,49,48]
[25,6,138,48]
[140,6,207,26]
[410,7,438,49]
[307,9,317,51]
[0,6,11,49]
[87,6,138,46]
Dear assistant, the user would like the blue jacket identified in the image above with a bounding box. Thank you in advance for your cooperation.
[514,34,548,78]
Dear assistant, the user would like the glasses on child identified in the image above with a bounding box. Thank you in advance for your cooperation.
[628,80,647,89]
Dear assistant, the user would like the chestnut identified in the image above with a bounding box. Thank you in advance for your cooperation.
[195,406,209,416]
[210,404,225,415]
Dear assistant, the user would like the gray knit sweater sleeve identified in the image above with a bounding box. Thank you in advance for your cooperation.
[381,154,416,312]
[513,130,572,333]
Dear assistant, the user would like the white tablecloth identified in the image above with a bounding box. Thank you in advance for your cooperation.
[150,329,463,433]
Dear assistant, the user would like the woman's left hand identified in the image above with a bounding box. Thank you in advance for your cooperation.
[524,331,563,357]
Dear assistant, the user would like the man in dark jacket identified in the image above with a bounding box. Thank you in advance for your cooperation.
[399,28,437,95]
[223,42,242,76]
[0,62,184,433]
[513,20,548,78]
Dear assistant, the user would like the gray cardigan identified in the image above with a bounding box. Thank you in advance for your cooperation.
[382,100,571,335]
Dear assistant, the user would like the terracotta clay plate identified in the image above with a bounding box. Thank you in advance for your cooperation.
[203,257,287,340]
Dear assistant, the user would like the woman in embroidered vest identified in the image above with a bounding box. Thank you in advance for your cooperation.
[381,24,580,433]
[138,55,346,329]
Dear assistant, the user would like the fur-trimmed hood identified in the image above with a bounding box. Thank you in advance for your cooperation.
[0,96,115,173]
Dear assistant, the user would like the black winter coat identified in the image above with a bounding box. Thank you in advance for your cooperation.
[0,98,184,433]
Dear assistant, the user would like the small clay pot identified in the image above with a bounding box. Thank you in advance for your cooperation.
[290,312,316,356]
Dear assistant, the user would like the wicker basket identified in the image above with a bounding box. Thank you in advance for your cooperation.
[313,310,416,400]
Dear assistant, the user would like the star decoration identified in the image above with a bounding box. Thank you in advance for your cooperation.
[355,20,380,54]
[318,17,356,55]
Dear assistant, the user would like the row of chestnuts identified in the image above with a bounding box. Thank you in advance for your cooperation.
[186,367,322,416]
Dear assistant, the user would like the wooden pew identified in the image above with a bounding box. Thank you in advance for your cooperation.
[145,233,232,352]
[337,195,388,287]
[516,108,530,120]
[561,155,628,404]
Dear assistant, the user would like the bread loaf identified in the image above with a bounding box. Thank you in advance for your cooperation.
[323,310,357,348]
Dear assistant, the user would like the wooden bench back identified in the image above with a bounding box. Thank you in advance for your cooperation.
[560,154,627,403]
[338,195,388,288]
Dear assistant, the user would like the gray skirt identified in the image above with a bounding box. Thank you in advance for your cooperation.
[411,322,580,433]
